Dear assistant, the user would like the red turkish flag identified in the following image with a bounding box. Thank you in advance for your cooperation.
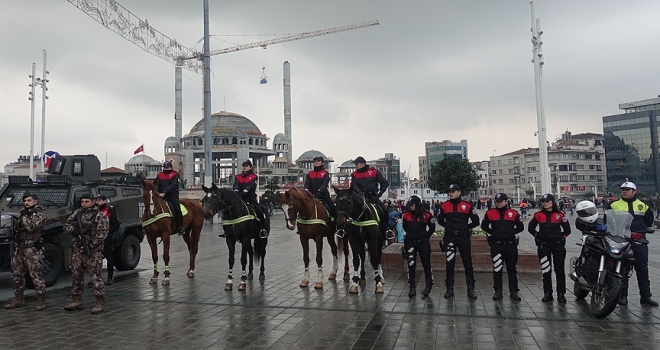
[133,145,144,154]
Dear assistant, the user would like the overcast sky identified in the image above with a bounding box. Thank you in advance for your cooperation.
[2,1,659,179]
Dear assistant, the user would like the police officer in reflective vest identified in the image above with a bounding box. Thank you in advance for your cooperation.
[402,195,435,298]
[437,184,480,300]
[481,193,524,301]
[349,156,392,239]
[610,181,657,306]
[233,160,269,239]
[528,193,571,303]
[304,156,335,219]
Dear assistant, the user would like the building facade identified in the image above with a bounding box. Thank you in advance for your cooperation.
[468,160,490,199]
[603,97,660,196]
[418,156,428,188]
[424,139,468,180]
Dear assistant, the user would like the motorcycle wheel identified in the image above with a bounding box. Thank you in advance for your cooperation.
[590,275,622,319]
[573,281,589,300]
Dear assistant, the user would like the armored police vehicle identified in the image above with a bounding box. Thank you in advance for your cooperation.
[0,154,144,286]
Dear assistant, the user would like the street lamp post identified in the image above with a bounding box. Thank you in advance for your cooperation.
[586,181,597,201]
[529,180,536,199]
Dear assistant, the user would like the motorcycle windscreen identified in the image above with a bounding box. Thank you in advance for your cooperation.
[604,209,633,238]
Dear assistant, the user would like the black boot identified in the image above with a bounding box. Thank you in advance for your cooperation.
[467,282,478,300]
[444,287,454,299]
[641,297,659,306]
[557,293,566,303]
[177,226,185,235]
[510,289,521,301]
[542,293,553,302]
[618,294,628,305]
[408,287,416,298]
[105,276,114,285]
[218,232,226,238]
[422,286,432,297]
[492,290,503,301]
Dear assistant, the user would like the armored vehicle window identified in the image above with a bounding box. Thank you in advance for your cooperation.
[122,188,141,197]
[6,187,68,207]
[72,187,92,206]
[98,187,117,199]
[72,159,84,176]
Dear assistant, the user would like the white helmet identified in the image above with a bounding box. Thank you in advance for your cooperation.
[576,200,599,223]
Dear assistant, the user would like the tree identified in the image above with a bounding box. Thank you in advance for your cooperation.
[265,178,280,193]
[525,189,535,198]
[428,155,480,194]
[583,191,595,200]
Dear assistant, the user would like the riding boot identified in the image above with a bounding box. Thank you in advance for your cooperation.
[64,295,83,311]
[91,295,105,314]
[4,293,25,309]
[36,293,46,311]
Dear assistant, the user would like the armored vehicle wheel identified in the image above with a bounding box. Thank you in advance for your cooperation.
[114,235,140,271]
[27,243,62,288]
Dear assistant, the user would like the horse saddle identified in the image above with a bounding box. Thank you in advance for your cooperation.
[165,202,189,217]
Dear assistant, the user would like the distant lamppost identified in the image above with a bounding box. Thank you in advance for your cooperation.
[586,181,598,201]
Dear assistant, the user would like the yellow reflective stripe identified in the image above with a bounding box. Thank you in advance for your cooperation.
[142,212,173,227]
[349,219,379,227]
[296,218,328,227]
[222,215,256,225]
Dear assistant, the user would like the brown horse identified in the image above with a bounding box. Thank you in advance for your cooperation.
[278,187,350,289]
[141,180,205,285]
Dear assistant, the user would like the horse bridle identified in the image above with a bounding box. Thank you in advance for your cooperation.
[336,193,370,232]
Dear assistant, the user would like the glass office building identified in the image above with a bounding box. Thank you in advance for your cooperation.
[602,97,660,196]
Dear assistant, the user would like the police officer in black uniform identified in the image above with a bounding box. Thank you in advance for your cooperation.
[481,193,524,301]
[304,156,335,219]
[437,184,480,299]
[155,161,185,235]
[349,156,392,239]
[402,195,435,298]
[233,160,269,239]
[528,193,571,303]
[95,194,120,285]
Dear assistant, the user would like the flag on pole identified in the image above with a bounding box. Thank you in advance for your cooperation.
[134,145,144,154]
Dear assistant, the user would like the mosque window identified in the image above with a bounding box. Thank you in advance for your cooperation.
[232,137,237,144]
[223,138,229,145]
[249,138,254,145]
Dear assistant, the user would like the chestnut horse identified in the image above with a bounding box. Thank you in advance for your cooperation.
[333,186,386,294]
[201,184,268,291]
[141,180,204,285]
[278,187,350,289]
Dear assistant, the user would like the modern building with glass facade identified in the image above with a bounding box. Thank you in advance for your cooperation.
[424,139,468,180]
[603,97,660,196]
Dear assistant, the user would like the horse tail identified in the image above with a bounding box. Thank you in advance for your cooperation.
[254,234,267,264]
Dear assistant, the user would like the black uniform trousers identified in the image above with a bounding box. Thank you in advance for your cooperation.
[621,243,651,299]
[405,238,433,288]
[537,242,566,294]
[317,192,336,218]
[165,195,183,229]
[490,242,518,292]
[444,234,475,287]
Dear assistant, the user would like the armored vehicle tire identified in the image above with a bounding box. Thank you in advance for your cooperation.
[114,235,140,271]
[26,243,62,288]
[573,281,589,300]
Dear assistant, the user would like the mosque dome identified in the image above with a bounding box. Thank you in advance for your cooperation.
[126,154,158,165]
[273,133,288,143]
[164,136,179,148]
[296,150,328,162]
[189,111,262,136]
[340,159,355,167]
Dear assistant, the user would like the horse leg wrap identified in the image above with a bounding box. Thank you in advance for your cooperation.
[164,265,170,272]
[241,270,247,282]
[374,270,381,283]
[304,268,310,277]
[352,271,360,284]
[154,264,160,273]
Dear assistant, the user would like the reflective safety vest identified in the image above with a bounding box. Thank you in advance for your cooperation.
[610,198,649,233]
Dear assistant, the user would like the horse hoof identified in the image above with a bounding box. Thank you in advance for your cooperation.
[238,283,246,291]
[225,283,232,291]
[187,271,195,278]
[375,284,384,294]
[162,278,170,286]
[349,284,359,294]
[259,274,265,281]
[380,277,386,284]
[328,273,337,281]
[359,279,366,286]
[343,273,351,281]
[247,273,254,280]
[149,278,158,285]
[300,281,309,288]
[314,282,323,289]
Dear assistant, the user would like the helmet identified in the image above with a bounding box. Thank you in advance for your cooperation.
[576,200,598,223]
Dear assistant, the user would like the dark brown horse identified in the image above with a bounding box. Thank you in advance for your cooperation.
[278,187,350,289]
[141,180,205,285]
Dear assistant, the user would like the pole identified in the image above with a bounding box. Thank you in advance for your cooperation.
[556,166,560,198]
[39,50,48,173]
[529,180,536,199]
[516,177,520,204]
[202,0,213,186]
[29,63,36,181]
[530,1,550,194]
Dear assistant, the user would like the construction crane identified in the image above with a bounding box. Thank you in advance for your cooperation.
[67,0,379,184]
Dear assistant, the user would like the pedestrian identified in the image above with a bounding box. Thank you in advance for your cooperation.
[349,156,392,239]
[481,193,524,301]
[610,181,657,306]
[486,197,493,210]
[5,193,47,311]
[63,193,109,314]
[528,193,571,303]
[95,194,120,285]
[233,160,269,238]
[155,160,185,235]
[304,156,336,220]
[402,195,435,298]
[437,184,480,300]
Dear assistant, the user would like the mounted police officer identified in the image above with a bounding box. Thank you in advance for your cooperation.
[95,194,120,285]
[437,184,480,300]
[63,193,109,314]
[611,181,657,306]
[481,193,524,301]
[528,193,571,303]
[234,160,269,239]
[5,193,47,311]
[349,156,392,239]
[155,160,185,235]
[402,195,435,298]
[304,156,336,219]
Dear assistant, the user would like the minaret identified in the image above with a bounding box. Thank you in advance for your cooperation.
[283,61,292,164]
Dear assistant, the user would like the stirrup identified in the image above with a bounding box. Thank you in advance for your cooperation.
[335,230,346,239]
[259,229,269,239]
[177,227,185,235]
[218,232,226,238]
[386,230,395,239]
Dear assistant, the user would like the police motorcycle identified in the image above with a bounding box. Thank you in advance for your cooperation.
[570,201,654,318]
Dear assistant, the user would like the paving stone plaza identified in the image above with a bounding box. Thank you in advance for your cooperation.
[1,209,660,349]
